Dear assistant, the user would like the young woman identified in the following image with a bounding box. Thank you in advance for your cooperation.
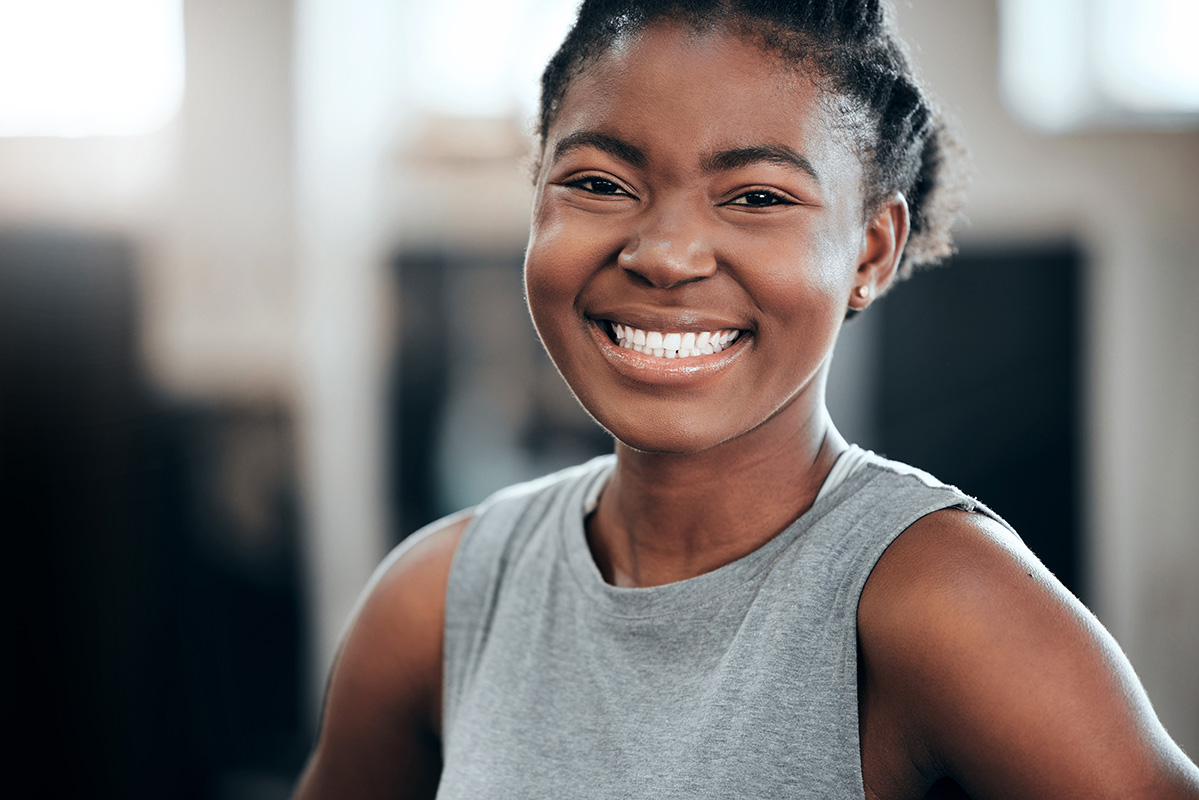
[295,1,1199,797]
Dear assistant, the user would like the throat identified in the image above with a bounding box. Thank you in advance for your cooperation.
[586,429,846,587]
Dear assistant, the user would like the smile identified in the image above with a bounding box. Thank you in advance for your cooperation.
[608,322,740,359]
[582,316,751,387]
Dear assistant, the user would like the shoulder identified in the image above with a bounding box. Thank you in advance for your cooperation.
[858,508,1199,799]
[294,511,471,799]
[367,510,471,607]
[338,510,472,731]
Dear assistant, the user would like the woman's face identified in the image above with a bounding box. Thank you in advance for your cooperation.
[525,22,888,455]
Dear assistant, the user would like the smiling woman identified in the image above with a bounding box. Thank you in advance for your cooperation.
[293,2,1199,799]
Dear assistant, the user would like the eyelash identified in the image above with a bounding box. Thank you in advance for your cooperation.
[724,189,794,208]
[565,175,631,197]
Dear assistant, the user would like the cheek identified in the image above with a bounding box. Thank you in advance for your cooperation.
[810,201,866,292]
[523,205,622,331]
[733,218,861,398]
[523,213,572,330]
[806,215,866,328]
[522,215,604,384]
[744,222,857,322]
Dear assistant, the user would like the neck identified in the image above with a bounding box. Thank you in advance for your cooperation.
[588,400,848,588]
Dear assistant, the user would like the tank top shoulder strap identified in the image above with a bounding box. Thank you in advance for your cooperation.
[442,456,615,732]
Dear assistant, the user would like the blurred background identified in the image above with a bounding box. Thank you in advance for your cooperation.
[1,0,1195,797]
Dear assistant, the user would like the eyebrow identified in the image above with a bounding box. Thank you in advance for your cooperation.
[550,132,821,185]
[704,145,821,184]
[552,131,648,169]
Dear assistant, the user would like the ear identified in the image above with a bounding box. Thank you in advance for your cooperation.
[848,192,910,311]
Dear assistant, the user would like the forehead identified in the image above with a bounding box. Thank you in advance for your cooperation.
[546,22,863,193]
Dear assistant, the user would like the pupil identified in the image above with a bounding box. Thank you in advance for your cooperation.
[746,192,773,206]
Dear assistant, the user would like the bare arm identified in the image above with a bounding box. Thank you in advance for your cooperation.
[293,514,471,800]
[859,509,1199,799]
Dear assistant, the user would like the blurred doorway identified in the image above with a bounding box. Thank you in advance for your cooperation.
[872,242,1084,597]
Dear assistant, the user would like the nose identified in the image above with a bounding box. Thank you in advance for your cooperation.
[617,202,717,288]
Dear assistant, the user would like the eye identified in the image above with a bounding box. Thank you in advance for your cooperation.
[724,189,793,208]
[566,176,630,196]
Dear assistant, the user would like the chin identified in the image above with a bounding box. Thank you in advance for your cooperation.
[594,411,737,457]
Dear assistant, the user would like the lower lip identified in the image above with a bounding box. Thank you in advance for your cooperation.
[586,320,750,385]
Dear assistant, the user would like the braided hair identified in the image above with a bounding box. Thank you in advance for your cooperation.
[536,0,968,277]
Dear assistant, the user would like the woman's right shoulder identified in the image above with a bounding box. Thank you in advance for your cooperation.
[343,508,474,663]
[293,511,473,799]
[364,509,474,615]
[341,509,475,715]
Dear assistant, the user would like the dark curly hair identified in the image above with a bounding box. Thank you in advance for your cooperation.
[536,0,969,277]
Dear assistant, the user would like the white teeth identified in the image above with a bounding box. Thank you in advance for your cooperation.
[608,323,743,359]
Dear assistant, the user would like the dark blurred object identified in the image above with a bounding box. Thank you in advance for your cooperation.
[874,242,1083,597]
[390,249,612,542]
[390,251,452,539]
[1,229,305,799]
[140,401,307,800]
[2,229,149,796]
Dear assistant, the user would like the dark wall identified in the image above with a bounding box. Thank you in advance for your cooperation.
[1,229,305,800]
[872,242,1083,597]
[390,250,611,542]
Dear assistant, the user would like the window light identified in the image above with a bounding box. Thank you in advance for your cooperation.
[0,0,184,137]
[999,0,1199,131]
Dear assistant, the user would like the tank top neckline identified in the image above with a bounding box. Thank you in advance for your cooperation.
[558,446,878,619]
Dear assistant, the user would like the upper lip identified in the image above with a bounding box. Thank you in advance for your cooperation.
[586,305,751,333]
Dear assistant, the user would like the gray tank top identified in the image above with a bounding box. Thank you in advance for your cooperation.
[437,450,1014,799]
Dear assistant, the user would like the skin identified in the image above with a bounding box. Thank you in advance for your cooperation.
[294,22,1199,800]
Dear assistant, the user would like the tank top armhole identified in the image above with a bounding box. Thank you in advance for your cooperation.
[826,458,1022,798]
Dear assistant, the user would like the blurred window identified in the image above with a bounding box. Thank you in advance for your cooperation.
[0,0,183,137]
[1000,0,1199,131]
[404,0,576,118]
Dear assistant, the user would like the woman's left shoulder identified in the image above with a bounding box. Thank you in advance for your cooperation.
[857,508,1199,799]
[859,506,1041,630]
